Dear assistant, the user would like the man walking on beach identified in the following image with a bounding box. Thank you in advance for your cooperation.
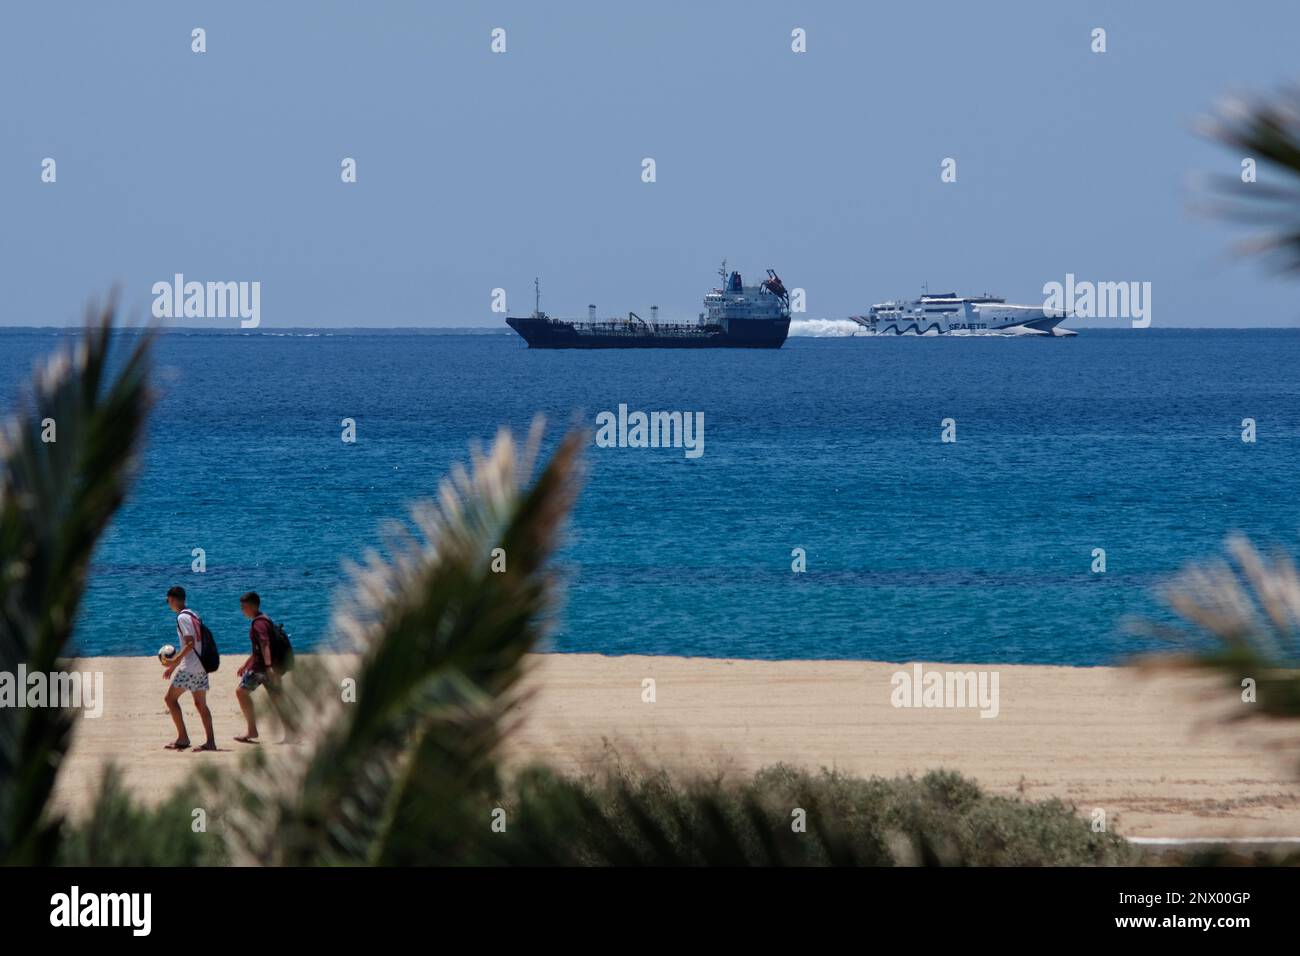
[161,585,217,751]
[234,591,284,744]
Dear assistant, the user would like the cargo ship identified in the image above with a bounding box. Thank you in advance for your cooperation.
[506,263,791,349]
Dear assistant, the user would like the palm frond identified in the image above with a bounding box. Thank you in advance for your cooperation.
[1199,88,1300,272]
[1146,534,1300,721]
[220,422,585,865]
[56,765,226,866]
[0,306,152,864]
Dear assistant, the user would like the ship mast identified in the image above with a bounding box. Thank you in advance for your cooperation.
[533,277,540,318]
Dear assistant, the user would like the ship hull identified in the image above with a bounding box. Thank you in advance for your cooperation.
[507,316,790,349]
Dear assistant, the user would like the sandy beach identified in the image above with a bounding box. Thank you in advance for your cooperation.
[53,654,1300,839]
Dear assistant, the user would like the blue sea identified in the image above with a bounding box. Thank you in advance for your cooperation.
[2,327,1297,665]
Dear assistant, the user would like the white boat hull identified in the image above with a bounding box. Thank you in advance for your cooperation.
[850,297,1071,336]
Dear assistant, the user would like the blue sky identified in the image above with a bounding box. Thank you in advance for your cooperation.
[1,1,1298,327]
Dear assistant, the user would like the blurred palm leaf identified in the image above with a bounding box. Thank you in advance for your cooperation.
[221,422,585,865]
[1177,85,1300,729]
[1147,535,1300,721]
[1199,87,1300,271]
[0,307,151,864]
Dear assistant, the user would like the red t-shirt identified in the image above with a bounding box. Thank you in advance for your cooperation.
[249,615,273,671]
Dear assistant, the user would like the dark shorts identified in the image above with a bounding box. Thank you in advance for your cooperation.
[240,669,272,691]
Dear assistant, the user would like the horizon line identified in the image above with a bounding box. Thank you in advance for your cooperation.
[2,324,1299,332]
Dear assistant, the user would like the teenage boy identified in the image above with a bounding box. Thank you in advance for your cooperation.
[161,585,216,751]
[234,591,281,743]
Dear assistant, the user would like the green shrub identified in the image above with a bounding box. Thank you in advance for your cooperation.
[57,766,228,867]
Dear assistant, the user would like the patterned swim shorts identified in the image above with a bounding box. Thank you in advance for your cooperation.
[240,669,273,691]
[170,667,209,693]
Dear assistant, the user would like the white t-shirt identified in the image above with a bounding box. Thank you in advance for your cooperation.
[176,610,205,674]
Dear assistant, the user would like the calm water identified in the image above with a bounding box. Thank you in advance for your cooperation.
[2,327,1297,665]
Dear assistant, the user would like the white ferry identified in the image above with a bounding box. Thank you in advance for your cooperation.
[850,292,1075,336]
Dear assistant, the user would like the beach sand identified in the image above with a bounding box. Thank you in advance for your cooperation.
[53,654,1300,839]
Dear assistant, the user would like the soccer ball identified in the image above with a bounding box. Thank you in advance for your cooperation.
[158,644,176,664]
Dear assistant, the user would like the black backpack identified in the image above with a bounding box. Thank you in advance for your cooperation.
[184,611,221,672]
[258,616,295,672]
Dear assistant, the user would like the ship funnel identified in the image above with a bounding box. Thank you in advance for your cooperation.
[651,305,658,324]
[588,304,596,321]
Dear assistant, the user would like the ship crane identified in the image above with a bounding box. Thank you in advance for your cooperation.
[761,268,790,305]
